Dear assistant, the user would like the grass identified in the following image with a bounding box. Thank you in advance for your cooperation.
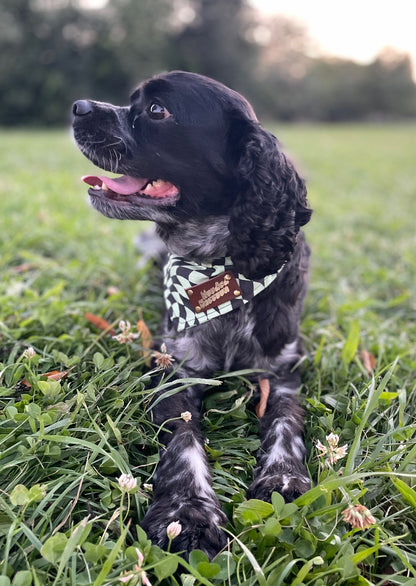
[0,124,415,585]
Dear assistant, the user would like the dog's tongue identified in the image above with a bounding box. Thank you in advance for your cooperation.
[82,174,148,195]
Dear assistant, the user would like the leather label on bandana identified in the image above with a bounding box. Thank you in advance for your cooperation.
[185,271,241,313]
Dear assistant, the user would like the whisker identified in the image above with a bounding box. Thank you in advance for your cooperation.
[106,139,123,148]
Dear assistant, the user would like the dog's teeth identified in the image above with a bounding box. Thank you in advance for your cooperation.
[143,182,154,194]
[143,179,163,194]
[101,183,108,191]
[93,185,101,190]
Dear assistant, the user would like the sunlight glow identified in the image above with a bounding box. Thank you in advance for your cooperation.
[251,0,416,71]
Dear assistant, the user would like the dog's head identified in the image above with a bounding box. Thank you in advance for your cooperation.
[72,71,255,221]
[73,70,311,277]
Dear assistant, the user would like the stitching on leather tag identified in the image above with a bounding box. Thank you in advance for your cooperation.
[185,271,241,313]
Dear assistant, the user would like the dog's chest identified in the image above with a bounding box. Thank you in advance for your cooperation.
[165,303,268,375]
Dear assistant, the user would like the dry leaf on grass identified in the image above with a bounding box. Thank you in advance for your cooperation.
[43,370,69,381]
[361,349,376,373]
[21,370,69,388]
[137,310,153,364]
[85,312,116,336]
[10,263,37,273]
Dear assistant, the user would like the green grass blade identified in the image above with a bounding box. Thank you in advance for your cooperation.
[92,523,130,586]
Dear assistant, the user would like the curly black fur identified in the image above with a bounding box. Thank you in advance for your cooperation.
[72,71,313,559]
[228,118,311,279]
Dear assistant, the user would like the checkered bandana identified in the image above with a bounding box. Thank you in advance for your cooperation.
[163,254,285,332]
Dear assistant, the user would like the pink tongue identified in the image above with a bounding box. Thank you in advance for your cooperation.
[82,174,147,195]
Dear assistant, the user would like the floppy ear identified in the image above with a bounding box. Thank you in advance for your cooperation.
[227,120,312,280]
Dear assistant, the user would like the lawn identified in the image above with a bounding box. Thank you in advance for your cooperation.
[0,125,415,585]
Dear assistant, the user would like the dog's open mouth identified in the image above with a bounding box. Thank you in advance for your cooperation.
[82,174,179,205]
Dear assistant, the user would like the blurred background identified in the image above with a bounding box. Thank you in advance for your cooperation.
[1,0,416,126]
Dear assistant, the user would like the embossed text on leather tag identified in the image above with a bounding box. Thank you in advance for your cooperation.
[186,271,241,313]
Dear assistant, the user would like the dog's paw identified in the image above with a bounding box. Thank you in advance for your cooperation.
[141,498,228,559]
[246,471,310,503]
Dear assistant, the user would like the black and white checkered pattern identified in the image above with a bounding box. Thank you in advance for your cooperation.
[163,254,285,331]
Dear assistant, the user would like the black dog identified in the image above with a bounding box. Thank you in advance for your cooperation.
[72,71,312,558]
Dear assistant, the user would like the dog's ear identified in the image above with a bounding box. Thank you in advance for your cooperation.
[227,119,312,280]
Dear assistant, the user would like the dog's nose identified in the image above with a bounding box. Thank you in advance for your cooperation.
[72,100,93,116]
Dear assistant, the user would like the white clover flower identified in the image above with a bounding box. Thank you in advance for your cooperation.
[152,342,174,369]
[326,433,340,449]
[135,548,144,567]
[118,548,150,585]
[166,520,182,540]
[22,347,36,359]
[141,573,152,586]
[342,504,376,530]
[113,320,139,344]
[118,574,136,584]
[316,433,348,467]
[181,411,192,422]
[118,473,138,493]
[327,443,348,465]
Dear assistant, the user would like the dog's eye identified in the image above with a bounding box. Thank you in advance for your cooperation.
[148,103,169,120]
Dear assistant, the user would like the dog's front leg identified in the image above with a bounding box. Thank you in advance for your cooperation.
[247,374,310,503]
[141,386,227,558]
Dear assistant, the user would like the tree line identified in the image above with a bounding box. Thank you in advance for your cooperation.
[1,0,415,126]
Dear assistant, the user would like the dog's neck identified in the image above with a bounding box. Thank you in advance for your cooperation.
[163,253,285,332]
[157,216,230,262]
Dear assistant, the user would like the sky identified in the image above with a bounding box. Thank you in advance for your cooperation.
[251,0,416,72]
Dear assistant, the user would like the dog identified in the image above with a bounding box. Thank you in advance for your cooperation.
[72,70,312,558]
